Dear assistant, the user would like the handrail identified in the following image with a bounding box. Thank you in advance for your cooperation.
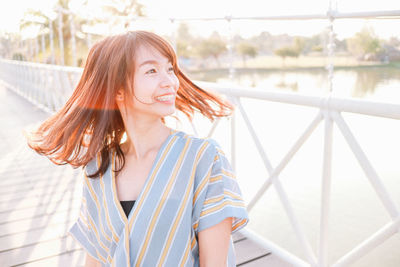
[167,10,400,21]
[1,59,399,120]
[198,81,400,120]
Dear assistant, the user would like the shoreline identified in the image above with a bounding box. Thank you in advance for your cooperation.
[186,61,400,74]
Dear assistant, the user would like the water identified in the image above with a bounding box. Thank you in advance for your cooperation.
[188,66,400,104]
[168,67,400,266]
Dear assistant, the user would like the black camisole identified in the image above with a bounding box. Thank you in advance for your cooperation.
[120,200,136,217]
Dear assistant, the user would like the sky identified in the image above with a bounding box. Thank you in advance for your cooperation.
[0,0,399,40]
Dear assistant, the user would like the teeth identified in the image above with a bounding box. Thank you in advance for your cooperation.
[156,95,174,101]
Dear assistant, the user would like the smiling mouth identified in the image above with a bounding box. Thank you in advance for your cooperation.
[155,94,175,102]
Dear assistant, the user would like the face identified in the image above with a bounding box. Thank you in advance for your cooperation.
[120,45,179,119]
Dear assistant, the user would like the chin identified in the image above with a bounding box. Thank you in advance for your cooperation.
[158,107,176,117]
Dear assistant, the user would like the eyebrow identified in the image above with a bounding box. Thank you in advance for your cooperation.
[138,60,172,68]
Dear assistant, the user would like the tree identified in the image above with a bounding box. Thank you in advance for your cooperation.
[236,42,257,67]
[195,36,227,67]
[19,0,77,65]
[102,0,145,30]
[274,46,299,67]
[18,0,117,65]
[176,23,193,58]
[347,27,381,60]
[19,9,54,61]
[177,41,192,58]
[293,37,306,54]
[177,23,192,41]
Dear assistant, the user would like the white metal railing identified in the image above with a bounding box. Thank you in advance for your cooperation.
[1,59,399,267]
[167,9,400,21]
[199,82,400,267]
[0,59,82,113]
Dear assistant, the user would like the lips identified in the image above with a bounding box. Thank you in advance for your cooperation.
[155,93,176,103]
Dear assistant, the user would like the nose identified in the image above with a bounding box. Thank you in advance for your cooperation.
[160,71,178,90]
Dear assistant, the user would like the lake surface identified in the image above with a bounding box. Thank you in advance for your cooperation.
[188,66,400,104]
[169,66,400,267]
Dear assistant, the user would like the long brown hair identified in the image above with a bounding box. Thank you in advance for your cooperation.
[27,31,234,178]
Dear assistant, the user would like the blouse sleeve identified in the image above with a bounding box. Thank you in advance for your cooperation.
[195,140,249,234]
[68,169,104,262]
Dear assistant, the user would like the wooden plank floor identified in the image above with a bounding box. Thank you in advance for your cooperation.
[0,83,291,266]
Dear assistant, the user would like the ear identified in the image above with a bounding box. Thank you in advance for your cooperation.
[115,89,124,102]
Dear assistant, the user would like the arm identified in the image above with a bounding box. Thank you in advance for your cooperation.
[85,253,101,267]
[198,217,233,267]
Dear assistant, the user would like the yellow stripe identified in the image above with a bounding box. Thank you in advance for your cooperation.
[223,190,243,200]
[111,151,128,224]
[84,174,112,243]
[86,213,109,253]
[203,195,224,205]
[90,249,106,264]
[179,237,191,267]
[79,211,90,228]
[111,151,130,266]
[203,190,243,206]
[158,141,209,266]
[209,175,222,183]
[200,200,245,217]
[128,135,179,230]
[192,175,208,205]
[192,149,211,205]
[125,224,130,267]
[193,222,198,231]
[190,236,196,250]
[79,199,90,227]
[96,251,107,264]
[221,169,235,179]
[72,223,106,263]
[136,138,191,267]
[232,218,248,232]
[97,154,120,243]
[216,147,225,155]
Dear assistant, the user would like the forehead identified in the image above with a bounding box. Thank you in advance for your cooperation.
[135,45,170,66]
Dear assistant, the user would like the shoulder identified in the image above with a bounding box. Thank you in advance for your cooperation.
[83,152,102,178]
[175,130,221,157]
[174,131,228,174]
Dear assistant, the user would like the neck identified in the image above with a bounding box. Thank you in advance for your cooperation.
[122,123,170,160]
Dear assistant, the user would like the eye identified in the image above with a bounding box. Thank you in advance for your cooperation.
[167,66,174,73]
[145,68,157,74]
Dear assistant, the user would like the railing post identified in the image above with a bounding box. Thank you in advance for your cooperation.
[226,15,235,80]
[34,36,39,62]
[70,14,77,67]
[49,19,55,64]
[58,9,65,65]
[326,1,337,93]
[169,18,177,54]
[319,100,334,267]
[230,96,237,172]
[41,32,45,63]
[86,32,92,50]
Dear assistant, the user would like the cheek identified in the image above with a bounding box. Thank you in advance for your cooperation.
[133,78,153,94]
[173,75,180,90]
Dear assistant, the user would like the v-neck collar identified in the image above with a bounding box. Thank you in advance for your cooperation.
[111,128,178,224]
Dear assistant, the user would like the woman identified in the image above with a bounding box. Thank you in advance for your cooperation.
[28,31,248,267]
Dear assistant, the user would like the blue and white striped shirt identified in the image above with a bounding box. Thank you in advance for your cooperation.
[69,129,249,266]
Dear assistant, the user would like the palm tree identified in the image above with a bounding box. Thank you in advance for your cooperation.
[19,0,86,65]
[20,9,55,63]
[102,0,145,30]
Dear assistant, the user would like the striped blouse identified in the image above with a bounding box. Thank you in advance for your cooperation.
[69,129,249,266]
